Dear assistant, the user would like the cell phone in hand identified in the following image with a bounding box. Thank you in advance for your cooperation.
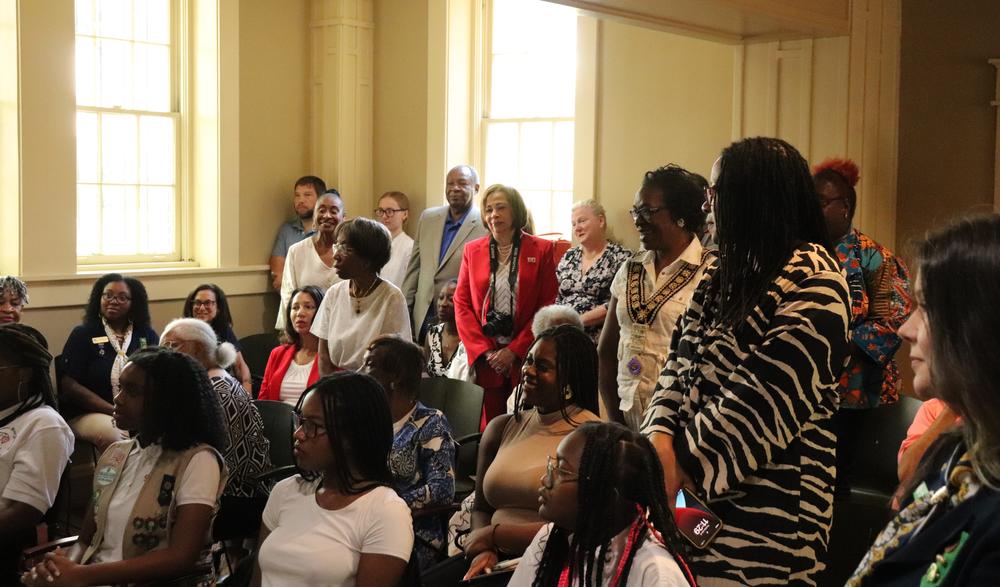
[674,488,723,549]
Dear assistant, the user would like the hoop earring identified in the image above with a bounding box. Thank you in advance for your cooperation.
[677,218,686,228]
[563,385,572,400]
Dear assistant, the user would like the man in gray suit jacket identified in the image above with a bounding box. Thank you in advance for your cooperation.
[402,165,489,341]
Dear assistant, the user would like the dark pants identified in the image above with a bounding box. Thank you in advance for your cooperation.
[834,408,873,501]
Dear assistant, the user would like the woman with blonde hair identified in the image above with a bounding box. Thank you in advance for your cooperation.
[374,191,414,288]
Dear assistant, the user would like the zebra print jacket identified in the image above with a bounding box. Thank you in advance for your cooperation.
[642,243,851,586]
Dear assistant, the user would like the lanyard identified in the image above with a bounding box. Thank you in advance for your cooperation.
[488,234,521,316]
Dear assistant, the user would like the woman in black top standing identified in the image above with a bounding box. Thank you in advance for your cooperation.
[60,273,158,451]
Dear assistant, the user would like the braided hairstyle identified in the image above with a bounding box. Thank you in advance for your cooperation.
[0,323,56,409]
[532,422,693,587]
[512,324,600,422]
[127,347,228,452]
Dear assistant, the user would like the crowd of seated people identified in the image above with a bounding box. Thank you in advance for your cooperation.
[11,135,1000,587]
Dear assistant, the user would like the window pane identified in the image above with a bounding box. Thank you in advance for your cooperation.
[76,0,97,38]
[521,190,552,235]
[98,38,133,108]
[100,113,138,184]
[518,122,553,190]
[139,186,175,254]
[77,112,100,184]
[77,184,101,256]
[97,0,132,39]
[552,122,574,191]
[134,0,170,44]
[133,43,170,112]
[484,122,519,185]
[551,191,573,237]
[76,37,97,106]
[139,115,174,184]
[100,185,138,255]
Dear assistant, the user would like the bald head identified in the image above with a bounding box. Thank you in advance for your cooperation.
[445,165,479,217]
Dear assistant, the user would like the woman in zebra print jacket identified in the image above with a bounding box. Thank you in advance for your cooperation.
[641,137,851,586]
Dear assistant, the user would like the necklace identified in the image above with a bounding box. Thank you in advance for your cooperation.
[498,243,513,264]
[350,277,381,314]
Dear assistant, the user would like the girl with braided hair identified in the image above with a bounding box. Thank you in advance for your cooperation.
[23,347,228,587]
[0,324,73,581]
[509,421,696,587]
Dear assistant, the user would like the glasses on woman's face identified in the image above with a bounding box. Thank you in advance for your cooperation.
[373,207,406,218]
[295,412,327,440]
[542,455,579,490]
[192,300,216,308]
[333,243,355,257]
[102,292,132,304]
[628,205,665,223]
[160,338,185,351]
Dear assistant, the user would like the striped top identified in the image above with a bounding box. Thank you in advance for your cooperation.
[641,243,850,586]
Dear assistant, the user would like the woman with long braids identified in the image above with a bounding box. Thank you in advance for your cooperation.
[847,215,1000,586]
[0,324,73,582]
[509,422,696,586]
[641,137,851,586]
[23,347,228,587]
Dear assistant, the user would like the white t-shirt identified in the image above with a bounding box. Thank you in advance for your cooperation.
[91,443,222,564]
[277,237,343,329]
[279,359,313,407]
[310,280,412,371]
[258,477,414,587]
[382,231,414,289]
[509,523,690,587]
[0,404,74,514]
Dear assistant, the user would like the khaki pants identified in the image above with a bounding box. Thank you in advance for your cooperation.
[623,388,653,432]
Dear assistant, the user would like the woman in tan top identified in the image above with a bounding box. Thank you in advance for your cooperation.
[463,324,601,580]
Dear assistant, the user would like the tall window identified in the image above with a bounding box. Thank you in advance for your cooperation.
[75,0,179,262]
[483,0,576,237]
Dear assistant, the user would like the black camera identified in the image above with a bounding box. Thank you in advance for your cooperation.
[481,310,513,338]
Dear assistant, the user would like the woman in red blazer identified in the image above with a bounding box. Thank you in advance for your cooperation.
[258,285,323,405]
[454,184,558,428]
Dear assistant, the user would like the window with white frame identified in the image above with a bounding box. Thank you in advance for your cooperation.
[482,0,576,238]
[75,0,179,262]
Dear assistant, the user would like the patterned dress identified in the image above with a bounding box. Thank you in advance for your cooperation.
[556,242,632,340]
[389,402,457,569]
[425,322,459,377]
[642,244,851,586]
[210,373,272,497]
[834,228,913,409]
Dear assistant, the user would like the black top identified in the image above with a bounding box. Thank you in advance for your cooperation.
[60,321,159,420]
[218,324,242,352]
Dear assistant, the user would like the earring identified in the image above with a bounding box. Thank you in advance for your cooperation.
[16,380,25,403]
[677,218,685,228]
[563,385,572,400]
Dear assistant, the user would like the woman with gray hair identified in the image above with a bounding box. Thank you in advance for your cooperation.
[555,200,631,342]
[0,276,28,325]
[159,318,271,541]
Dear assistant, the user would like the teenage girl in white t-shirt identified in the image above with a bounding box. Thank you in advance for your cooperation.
[253,371,414,587]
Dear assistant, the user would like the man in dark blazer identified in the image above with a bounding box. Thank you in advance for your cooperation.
[402,165,489,341]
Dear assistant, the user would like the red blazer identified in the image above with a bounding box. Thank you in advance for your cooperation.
[257,344,320,401]
[454,233,558,367]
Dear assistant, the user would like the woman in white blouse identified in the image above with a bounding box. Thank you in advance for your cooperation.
[258,285,323,406]
[374,191,414,288]
[276,190,345,329]
[312,218,412,373]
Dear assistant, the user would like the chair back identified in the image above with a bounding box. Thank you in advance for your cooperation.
[252,400,297,470]
[852,396,924,495]
[419,378,485,497]
[238,333,280,379]
[536,232,572,263]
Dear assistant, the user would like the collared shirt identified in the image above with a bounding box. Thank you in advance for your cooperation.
[271,217,315,258]
[439,208,471,264]
[610,238,710,413]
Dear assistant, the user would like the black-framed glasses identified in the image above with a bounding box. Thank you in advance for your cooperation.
[102,292,132,303]
[628,205,666,223]
[543,455,578,489]
[373,207,407,218]
[295,413,327,440]
[192,300,217,308]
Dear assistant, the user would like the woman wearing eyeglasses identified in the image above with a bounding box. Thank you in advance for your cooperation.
[374,191,414,288]
[252,372,414,587]
[596,165,714,431]
[183,283,253,392]
[59,273,158,451]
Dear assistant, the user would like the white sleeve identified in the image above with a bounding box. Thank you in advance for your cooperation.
[609,259,628,299]
[276,246,298,329]
[3,423,74,514]
[310,285,334,340]
[360,490,414,559]
[382,287,413,342]
[506,524,551,587]
[261,476,296,531]
[175,449,222,508]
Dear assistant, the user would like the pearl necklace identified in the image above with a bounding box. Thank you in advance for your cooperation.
[498,243,514,264]
[350,277,381,314]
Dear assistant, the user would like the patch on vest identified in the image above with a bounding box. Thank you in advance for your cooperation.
[158,474,176,506]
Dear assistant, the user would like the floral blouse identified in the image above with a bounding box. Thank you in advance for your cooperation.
[555,242,632,340]
[426,322,457,377]
[389,402,456,569]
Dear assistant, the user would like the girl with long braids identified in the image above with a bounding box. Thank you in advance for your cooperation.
[509,421,696,587]
[23,347,228,587]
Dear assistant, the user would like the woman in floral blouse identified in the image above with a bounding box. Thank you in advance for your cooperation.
[363,335,456,570]
[555,200,631,342]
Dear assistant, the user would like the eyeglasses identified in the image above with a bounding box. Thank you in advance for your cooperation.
[192,300,217,308]
[628,205,666,223]
[543,455,578,489]
[333,243,356,256]
[818,197,847,209]
[160,339,184,351]
[373,207,407,218]
[102,292,132,304]
[295,412,327,440]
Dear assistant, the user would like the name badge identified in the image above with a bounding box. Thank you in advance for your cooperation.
[92,336,110,344]
[527,257,537,264]
[627,324,648,352]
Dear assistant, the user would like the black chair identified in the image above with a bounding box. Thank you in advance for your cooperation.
[252,400,298,482]
[824,396,924,586]
[238,333,281,398]
[418,378,485,499]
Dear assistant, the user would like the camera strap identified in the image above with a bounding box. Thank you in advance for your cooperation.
[488,233,521,318]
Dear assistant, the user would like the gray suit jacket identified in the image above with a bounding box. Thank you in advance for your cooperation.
[402,205,489,334]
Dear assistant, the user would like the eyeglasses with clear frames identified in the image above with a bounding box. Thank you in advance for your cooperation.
[543,455,579,489]
[373,207,407,218]
[295,412,327,440]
